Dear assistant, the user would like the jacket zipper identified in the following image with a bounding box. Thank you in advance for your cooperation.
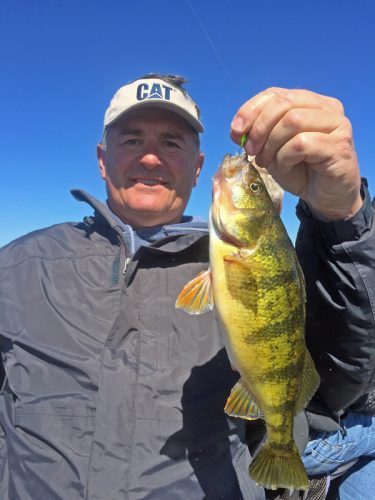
[110,230,132,283]
[123,257,132,275]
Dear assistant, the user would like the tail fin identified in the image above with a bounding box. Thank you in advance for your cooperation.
[249,441,309,491]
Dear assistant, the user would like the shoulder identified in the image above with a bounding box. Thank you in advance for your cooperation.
[0,221,105,270]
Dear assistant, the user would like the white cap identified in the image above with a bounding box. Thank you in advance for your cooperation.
[103,77,204,133]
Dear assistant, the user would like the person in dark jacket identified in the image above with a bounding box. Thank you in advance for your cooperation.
[0,74,373,500]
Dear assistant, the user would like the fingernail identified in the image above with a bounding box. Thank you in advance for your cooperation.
[231,116,244,132]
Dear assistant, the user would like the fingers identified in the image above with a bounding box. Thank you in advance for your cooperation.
[272,131,338,177]
[230,87,345,147]
[267,126,362,220]
[254,108,344,168]
[273,119,355,173]
[230,87,362,221]
[263,132,338,200]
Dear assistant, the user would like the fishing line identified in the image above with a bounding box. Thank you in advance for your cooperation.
[184,0,236,86]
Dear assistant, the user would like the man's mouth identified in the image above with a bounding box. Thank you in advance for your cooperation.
[132,177,167,186]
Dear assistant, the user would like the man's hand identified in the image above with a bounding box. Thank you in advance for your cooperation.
[230,87,362,221]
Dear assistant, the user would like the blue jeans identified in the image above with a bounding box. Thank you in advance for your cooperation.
[337,456,375,499]
[302,411,375,499]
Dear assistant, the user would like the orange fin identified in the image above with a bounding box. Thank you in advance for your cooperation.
[225,378,263,420]
[175,269,214,315]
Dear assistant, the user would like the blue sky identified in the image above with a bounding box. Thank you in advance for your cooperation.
[1,0,374,246]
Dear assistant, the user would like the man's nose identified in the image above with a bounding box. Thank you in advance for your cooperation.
[139,153,162,169]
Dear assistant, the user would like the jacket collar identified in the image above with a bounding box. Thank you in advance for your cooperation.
[71,189,125,233]
[70,189,209,254]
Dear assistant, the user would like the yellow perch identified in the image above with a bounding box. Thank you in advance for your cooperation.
[176,153,320,491]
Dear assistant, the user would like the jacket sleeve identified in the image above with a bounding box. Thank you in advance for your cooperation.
[295,184,375,415]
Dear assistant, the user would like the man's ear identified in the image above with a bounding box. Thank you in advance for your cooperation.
[97,144,106,180]
[194,152,205,186]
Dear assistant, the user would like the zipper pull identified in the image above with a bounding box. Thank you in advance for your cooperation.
[123,257,132,274]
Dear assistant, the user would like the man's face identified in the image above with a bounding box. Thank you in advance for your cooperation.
[97,108,204,228]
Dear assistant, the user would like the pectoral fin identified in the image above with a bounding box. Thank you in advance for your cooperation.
[175,269,214,315]
[224,251,265,274]
[224,253,260,315]
[225,378,263,420]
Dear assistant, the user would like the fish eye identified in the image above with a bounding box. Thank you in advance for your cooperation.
[250,182,263,193]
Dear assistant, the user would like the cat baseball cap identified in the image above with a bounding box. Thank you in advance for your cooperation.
[103,76,204,133]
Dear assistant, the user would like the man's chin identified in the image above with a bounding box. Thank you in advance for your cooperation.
[119,206,183,229]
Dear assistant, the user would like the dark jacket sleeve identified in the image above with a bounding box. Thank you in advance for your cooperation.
[295,184,375,417]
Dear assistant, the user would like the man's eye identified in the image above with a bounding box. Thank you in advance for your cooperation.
[124,138,140,147]
[165,141,180,150]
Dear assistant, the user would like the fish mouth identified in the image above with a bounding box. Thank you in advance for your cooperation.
[212,173,249,247]
[219,227,244,247]
[210,205,247,248]
[211,185,267,248]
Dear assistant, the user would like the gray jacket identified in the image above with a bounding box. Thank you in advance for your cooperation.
[0,191,265,500]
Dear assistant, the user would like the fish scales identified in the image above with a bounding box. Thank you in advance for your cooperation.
[211,229,304,424]
[176,153,320,491]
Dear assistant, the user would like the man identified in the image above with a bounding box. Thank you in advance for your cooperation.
[0,74,374,500]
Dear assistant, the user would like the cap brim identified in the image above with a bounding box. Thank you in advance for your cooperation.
[106,100,204,133]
